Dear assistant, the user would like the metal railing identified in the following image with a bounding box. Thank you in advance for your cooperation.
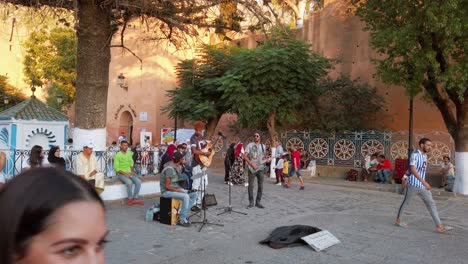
[1,147,162,181]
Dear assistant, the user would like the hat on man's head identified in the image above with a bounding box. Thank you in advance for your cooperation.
[173,151,185,163]
[83,141,94,149]
[194,121,205,130]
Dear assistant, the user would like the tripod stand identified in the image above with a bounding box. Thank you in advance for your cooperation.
[218,157,247,216]
[191,174,223,232]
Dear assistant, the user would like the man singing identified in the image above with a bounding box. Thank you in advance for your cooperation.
[190,121,211,208]
[244,131,268,209]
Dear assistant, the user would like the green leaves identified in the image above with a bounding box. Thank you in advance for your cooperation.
[22,27,77,109]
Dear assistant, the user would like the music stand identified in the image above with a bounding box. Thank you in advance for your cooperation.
[191,173,223,232]
[218,156,247,216]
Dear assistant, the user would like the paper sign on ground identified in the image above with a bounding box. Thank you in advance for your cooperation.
[301,230,340,251]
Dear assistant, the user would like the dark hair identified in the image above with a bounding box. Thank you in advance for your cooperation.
[177,144,185,150]
[28,145,44,167]
[47,146,66,167]
[120,140,129,145]
[371,153,378,158]
[379,154,386,159]
[0,168,104,264]
[419,137,431,146]
[443,155,450,161]
[67,138,73,144]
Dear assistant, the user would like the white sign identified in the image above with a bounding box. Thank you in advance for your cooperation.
[301,230,340,251]
[139,112,148,121]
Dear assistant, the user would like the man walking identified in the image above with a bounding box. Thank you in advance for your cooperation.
[115,140,143,205]
[395,138,450,233]
[244,131,268,209]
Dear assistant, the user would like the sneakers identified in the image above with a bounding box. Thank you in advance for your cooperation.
[247,202,254,209]
[300,186,305,190]
[283,184,290,188]
[191,205,201,212]
[133,199,144,205]
[275,182,282,186]
[127,199,134,205]
[177,219,191,227]
[255,203,265,209]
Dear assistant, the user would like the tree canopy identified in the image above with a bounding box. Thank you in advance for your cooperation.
[22,26,77,110]
[0,75,26,108]
[352,0,468,149]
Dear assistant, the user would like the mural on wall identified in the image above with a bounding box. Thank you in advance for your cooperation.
[25,128,57,149]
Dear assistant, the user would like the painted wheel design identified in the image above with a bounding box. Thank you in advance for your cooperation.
[308,138,329,159]
[286,137,304,151]
[361,140,384,157]
[427,141,451,166]
[25,128,57,148]
[390,141,409,160]
[333,139,355,160]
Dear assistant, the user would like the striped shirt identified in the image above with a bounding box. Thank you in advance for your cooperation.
[407,150,428,189]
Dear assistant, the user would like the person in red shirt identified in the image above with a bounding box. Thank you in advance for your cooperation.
[287,145,305,190]
[376,154,392,184]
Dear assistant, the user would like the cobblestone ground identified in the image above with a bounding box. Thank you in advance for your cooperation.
[105,169,468,264]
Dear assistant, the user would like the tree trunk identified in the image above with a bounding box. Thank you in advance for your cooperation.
[267,111,278,142]
[296,0,307,28]
[73,0,112,150]
[454,100,468,195]
[205,114,222,140]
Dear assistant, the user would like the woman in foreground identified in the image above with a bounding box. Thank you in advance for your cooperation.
[0,167,108,264]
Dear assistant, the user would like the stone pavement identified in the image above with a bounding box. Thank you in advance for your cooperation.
[104,168,468,264]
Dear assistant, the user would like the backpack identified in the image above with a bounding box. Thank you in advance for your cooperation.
[145,202,160,221]
[346,169,358,181]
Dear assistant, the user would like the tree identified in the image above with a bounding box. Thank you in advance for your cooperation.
[352,0,468,194]
[219,27,330,140]
[298,75,384,132]
[0,75,26,108]
[163,44,244,138]
[22,27,77,110]
[4,0,268,149]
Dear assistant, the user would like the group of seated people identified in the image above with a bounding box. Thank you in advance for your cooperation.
[361,153,392,183]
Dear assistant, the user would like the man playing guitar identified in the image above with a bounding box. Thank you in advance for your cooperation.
[243,131,269,209]
[190,121,211,208]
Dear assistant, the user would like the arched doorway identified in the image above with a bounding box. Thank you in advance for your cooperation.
[119,111,133,145]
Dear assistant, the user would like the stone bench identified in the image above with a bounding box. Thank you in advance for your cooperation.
[100,174,161,201]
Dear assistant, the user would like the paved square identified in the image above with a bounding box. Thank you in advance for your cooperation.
[105,169,468,264]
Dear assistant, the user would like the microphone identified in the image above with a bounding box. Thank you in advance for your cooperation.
[218,131,227,139]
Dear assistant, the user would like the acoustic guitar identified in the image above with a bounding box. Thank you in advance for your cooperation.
[195,136,222,167]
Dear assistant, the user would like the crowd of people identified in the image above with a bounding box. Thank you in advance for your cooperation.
[0,126,456,263]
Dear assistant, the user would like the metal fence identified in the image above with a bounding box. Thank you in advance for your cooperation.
[1,147,163,181]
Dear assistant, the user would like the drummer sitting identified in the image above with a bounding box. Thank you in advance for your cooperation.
[160,151,197,227]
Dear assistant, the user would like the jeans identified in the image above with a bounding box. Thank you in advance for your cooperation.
[248,170,264,203]
[192,165,208,205]
[117,174,142,199]
[289,166,301,177]
[377,169,391,183]
[161,191,197,221]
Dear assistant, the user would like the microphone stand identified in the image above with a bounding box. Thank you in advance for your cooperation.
[218,149,247,216]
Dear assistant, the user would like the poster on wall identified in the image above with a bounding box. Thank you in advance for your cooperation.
[140,132,152,147]
[160,128,196,145]
[161,128,174,145]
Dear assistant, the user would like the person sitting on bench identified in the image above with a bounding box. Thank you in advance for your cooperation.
[160,151,197,227]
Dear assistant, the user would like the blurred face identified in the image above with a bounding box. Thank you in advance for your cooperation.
[421,141,432,153]
[443,157,449,163]
[17,201,108,264]
[83,147,93,156]
[195,128,203,137]
[54,149,61,158]
[120,143,128,152]
[254,134,260,143]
